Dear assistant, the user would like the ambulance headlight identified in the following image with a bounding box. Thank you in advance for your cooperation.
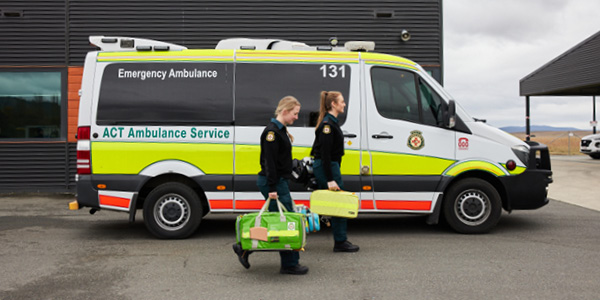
[511,145,529,166]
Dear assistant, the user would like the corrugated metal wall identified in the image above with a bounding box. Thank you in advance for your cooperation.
[0,143,76,192]
[520,31,600,96]
[0,0,66,66]
[67,0,442,68]
[0,0,443,68]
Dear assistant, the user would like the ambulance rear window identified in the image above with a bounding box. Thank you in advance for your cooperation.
[235,63,351,127]
[97,63,233,125]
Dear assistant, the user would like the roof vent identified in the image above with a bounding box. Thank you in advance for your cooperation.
[344,41,375,52]
[216,38,310,51]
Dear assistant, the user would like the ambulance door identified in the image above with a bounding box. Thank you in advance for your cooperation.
[233,58,361,210]
[364,66,456,213]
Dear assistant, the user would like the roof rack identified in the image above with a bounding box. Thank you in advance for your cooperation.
[215,38,375,52]
[216,38,312,51]
[89,36,187,52]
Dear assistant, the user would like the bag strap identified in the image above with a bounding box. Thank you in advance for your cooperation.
[255,197,287,228]
[251,196,288,249]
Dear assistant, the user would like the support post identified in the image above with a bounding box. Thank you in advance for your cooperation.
[594,96,597,134]
[526,96,531,141]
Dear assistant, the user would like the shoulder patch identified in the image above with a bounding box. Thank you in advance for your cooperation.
[323,125,331,134]
[266,131,275,142]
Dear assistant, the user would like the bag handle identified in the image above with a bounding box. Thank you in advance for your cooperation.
[255,196,286,228]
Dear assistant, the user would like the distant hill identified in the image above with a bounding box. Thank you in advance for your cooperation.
[500,125,585,133]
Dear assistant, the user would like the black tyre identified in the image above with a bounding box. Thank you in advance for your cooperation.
[143,182,203,239]
[589,153,600,159]
[443,178,502,234]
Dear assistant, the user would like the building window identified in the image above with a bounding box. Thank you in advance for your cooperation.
[0,71,64,139]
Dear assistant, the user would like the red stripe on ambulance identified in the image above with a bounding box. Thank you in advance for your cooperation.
[99,195,130,208]
[375,200,431,211]
[208,199,233,209]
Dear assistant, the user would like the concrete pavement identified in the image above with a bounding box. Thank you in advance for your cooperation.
[548,155,600,211]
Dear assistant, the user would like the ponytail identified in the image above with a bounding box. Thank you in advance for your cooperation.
[315,91,342,130]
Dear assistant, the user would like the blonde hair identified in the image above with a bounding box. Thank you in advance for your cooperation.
[315,91,342,129]
[274,96,301,143]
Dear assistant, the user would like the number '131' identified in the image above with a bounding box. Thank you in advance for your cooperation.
[320,65,345,78]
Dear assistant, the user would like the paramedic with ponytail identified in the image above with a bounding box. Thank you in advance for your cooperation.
[311,91,360,252]
[232,96,309,275]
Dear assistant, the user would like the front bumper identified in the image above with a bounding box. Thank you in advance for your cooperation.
[501,169,552,210]
[580,139,600,154]
[502,141,553,210]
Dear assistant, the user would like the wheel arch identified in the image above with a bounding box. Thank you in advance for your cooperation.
[136,174,209,216]
[443,170,509,211]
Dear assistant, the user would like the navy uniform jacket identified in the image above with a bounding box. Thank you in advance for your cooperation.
[310,113,345,181]
[258,118,293,192]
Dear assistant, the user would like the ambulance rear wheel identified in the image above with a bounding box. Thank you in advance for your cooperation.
[443,178,501,234]
[143,182,203,239]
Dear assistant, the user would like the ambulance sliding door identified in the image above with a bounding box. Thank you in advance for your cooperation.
[232,57,362,210]
[364,66,456,213]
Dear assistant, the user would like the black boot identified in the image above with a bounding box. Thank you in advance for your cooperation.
[232,243,251,269]
[280,264,309,275]
[334,240,360,252]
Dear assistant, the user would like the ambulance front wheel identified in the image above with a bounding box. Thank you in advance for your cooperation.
[143,182,203,239]
[443,178,501,234]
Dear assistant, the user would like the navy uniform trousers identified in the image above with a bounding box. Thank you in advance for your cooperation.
[312,159,348,242]
[257,175,299,268]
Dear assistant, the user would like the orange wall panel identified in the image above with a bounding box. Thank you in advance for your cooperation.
[67,67,83,142]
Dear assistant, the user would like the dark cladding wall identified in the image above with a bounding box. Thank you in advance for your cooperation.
[0,0,442,68]
[0,1,66,66]
[68,0,443,74]
[0,143,76,192]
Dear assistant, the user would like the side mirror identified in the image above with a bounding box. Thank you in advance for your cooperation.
[444,100,456,129]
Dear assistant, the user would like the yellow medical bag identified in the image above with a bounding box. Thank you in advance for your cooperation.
[309,190,359,218]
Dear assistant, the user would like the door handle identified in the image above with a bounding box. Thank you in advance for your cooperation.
[343,133,357,138]
[372,134,393,139]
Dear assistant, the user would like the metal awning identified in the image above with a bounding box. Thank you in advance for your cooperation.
[520,30,600,139]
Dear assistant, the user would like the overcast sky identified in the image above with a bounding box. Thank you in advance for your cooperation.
[443,0,600,130]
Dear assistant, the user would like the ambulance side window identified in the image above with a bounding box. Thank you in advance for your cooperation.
[235,63,351,127]
[97,63,233,125]
[370,67,420,123]
[418,78,445,127]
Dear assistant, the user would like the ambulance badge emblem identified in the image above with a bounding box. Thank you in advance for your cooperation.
[407,130,425,150]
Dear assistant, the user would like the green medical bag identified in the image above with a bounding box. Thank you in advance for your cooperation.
[236,198,306,251]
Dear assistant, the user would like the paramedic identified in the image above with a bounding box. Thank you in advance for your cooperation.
[233,96,309,275]
[311,91,360,252]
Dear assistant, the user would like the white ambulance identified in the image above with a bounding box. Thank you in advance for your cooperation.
[71,36,553,239]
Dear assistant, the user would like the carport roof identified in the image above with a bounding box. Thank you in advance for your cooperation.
[520,30,600,96]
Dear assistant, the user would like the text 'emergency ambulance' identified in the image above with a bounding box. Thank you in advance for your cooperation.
[118,68,219,80]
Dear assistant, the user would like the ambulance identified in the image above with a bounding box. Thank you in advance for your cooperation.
[71,36,553,239]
